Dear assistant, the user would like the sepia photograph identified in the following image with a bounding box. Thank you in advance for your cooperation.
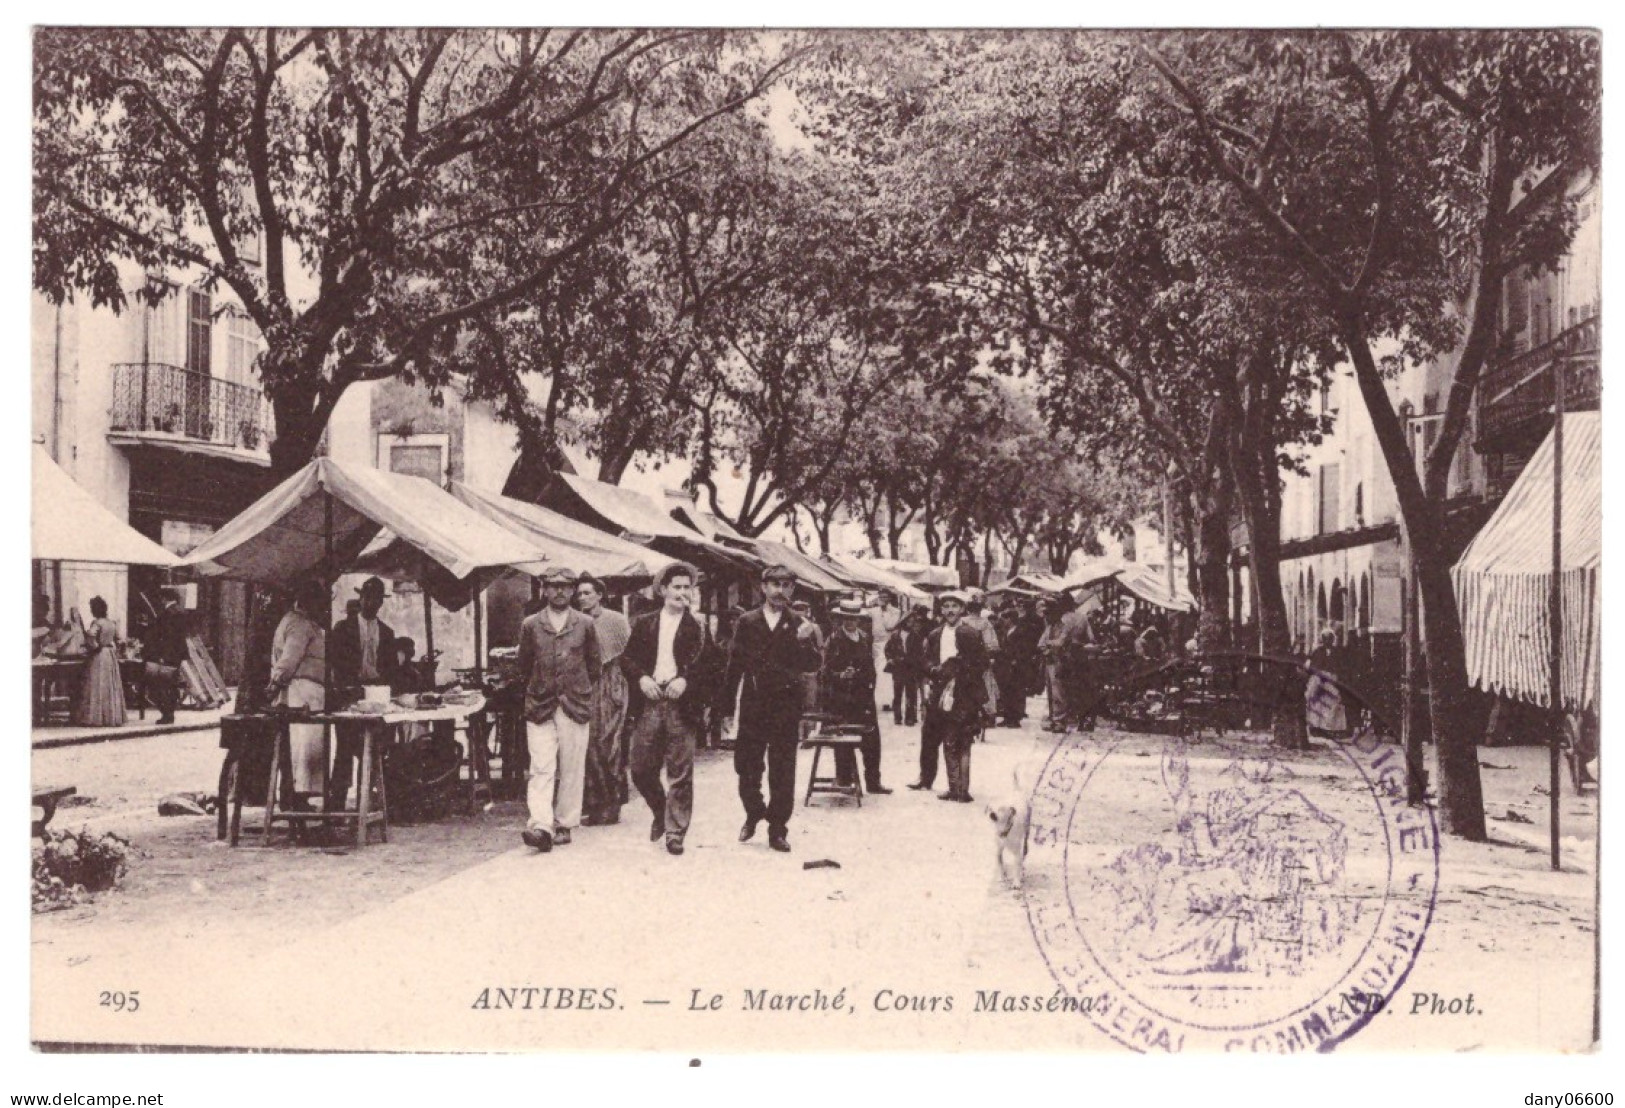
[20,18,1608,1082]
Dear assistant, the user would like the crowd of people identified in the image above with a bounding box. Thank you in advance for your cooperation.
[497,563,1189,860]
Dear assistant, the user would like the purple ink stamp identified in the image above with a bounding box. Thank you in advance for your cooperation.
[1023,653,1440,1053]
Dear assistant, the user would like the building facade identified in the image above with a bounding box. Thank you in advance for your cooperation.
[1273,169,1599,695]
[33,261,273,682]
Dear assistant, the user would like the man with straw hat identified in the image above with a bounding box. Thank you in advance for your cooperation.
[822,595,892,795]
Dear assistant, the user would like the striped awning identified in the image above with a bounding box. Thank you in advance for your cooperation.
[1452,412,1600,711]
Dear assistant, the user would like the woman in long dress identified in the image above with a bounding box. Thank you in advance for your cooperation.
[578,576,632,825]
[73,596,127,727]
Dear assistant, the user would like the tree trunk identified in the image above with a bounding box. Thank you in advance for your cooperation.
[1191,486,1233,651]
[268,381,324,480]
[1343,323,1486,840]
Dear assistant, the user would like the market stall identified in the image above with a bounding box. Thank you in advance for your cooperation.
[750,537,858,594]
[541,472,762,582]
[864,557,960,591]
[32,446,181,722]
[181,457,551,846]
[823,552,931,604]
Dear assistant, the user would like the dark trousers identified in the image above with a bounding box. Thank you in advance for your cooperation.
[735,719,797,836]
[144,662,183,718]
[943,730,973,797]
[919,707,974,794]
[629,701,697,844]
[834,724,883,788]
[892,675,920,725]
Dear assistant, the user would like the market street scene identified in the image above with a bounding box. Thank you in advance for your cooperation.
[28,28,1600,1057]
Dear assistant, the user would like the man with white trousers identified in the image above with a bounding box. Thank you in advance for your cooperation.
[516,566,602,853]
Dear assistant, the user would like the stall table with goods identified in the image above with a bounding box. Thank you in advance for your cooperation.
[217,689,486,847]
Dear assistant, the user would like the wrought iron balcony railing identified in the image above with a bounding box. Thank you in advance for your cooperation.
[109,362,274,453]
[1478,314,1601,446]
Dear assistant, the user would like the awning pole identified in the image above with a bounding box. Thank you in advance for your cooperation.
[472,578,483,685]
[1548,364,1565,872]
[424,587,436,690]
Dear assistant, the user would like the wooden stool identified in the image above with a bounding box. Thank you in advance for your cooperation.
[263,719,389,847]
[802,720,866,807]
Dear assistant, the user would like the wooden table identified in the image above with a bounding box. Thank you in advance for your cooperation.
[219,696,486,848]
[32,657,148,723]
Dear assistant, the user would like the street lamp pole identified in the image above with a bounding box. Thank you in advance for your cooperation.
[1547,362,1565,872]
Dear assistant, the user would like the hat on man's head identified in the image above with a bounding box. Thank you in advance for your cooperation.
[356,576,390,598]
[834,597,866,620]
[539,566,579,585]
[938,589,969,606]
[761,564,799,584]
[790,598,812,611]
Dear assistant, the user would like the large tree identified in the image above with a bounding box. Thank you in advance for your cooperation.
[34,28,797,477]
[1146,30,1600,838]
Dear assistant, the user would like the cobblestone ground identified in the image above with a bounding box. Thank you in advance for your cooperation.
[32,704,1597,1054]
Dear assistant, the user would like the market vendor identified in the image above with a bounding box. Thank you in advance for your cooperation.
[329,576,398,807]
[266,579,330,798]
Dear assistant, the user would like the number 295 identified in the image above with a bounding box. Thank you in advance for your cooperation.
[99,990,139,1012]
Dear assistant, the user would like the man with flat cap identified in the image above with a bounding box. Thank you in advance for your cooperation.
[516,566,601,853]
[909,589,988,803]
[718,564,821,852]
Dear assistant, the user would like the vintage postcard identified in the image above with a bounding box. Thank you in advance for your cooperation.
[24,23,1603,1075]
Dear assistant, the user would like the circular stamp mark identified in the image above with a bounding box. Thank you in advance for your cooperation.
[1022,652,1440,1053]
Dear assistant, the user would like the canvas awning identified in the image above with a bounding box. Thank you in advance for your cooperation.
[1453,412,1600,711]
[1062,556,1128,591]
[1111,562,1197,612]
[32,445,180,567]
[448,482,673,586]
[865,557,960,590]
[542,473,759,576]
[1003,572,1071,594]
[179,457,549,588]
[750,539,857,593]
[823,553,931,602]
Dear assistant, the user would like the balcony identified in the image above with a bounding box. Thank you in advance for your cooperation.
[109,362,274,460]
[1477,314,1601,450]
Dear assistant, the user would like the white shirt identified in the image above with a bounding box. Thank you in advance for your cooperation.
[763,608,782,633]
[938,623,959,665]
[358,617,381,680]
[545,607,570,634]
[654,609,682,684]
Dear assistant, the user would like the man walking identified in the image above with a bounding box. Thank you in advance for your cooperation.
[622,563,711,855]
[144,588,190,724]
[719,564,821,853]
[516,567,601,853]
[908,590,987,803]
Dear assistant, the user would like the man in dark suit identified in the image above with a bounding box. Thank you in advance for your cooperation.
[908,590,988,803]
[622,562,712,856]
[144,588,191,724]
[329,576,399,808]
[718,564,821,853]
[330,577,398,693]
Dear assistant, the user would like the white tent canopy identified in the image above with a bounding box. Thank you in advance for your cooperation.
[448,482,673,585]
[1454,412,1600,711]
[824,553,930,602]
[32,445,179,567]
[180,457,549,586]
[865,557,960,590]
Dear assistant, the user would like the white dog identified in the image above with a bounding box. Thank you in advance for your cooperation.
[987,762,1034,889]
